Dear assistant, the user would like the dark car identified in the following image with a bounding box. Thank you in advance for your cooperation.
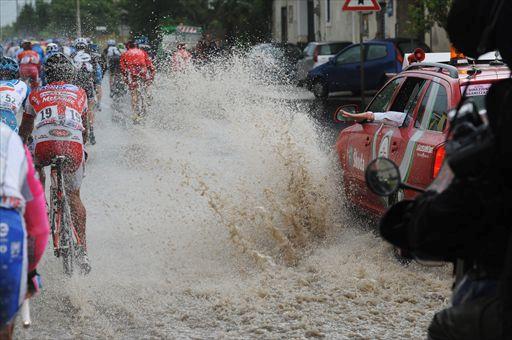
[307,38,431,98]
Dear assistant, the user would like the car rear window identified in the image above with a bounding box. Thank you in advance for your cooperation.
[416,82,449,132]
[319,43,350,55]
[367,44,388,60]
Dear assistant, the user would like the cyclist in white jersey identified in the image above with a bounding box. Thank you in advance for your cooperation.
[0,57,29,132]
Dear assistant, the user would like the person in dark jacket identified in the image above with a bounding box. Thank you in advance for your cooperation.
[379,0,512,339]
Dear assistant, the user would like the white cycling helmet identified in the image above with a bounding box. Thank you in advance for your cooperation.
[74,37,88,49]
[46,43,59,54]
[107,39,116,47]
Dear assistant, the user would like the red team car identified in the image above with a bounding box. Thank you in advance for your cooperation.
[336,52,510,216]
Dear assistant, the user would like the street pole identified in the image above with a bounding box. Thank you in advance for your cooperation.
[359,12,365,107]
[76,0,82,37]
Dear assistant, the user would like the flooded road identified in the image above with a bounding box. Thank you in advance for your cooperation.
[18,56,450,339]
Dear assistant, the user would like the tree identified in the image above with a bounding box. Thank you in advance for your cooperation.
[407,0,452,39]
[15,4,38,36]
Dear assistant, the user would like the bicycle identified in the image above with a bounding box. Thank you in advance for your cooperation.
[133,78,150,123]
[48,156,82,275]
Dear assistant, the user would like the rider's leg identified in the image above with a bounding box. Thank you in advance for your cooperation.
[65,160,87,250]
[68,190,86,249]
[0,323,15,340]
[95,84,102,110]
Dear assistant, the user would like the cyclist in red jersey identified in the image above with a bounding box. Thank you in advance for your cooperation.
[17,41,41,89]
[120,40,155,121]
[19,53,91,273]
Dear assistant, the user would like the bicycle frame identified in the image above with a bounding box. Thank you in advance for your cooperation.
[49,156,82,275]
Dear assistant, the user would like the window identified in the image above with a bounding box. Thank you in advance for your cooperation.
[367,78,401,113]
[367,44,388,60]
[326,0,331,23]
[319,42,351,55]
[336,45,361,65]
[416,82,449,132]
[390,77,428,118]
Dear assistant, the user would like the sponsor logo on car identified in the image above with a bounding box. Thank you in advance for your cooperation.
[348,147,365,172]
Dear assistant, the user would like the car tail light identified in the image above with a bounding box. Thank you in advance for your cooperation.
[313,46,319,63]
[433,145,446,178]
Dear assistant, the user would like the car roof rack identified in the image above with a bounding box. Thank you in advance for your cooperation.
[404,62,459,79]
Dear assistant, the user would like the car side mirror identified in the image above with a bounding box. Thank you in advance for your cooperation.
[333,104,359,123]
[365,158,425,196]
[365,158,402,197]
[329,57,335,64]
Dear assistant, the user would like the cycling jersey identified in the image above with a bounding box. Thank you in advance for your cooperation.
[0,80,30,131]
[17,50,41,87]
[28,82,87,182]
[72,50,95,100]
[106,46,122,73]
[120,48,155,90]
[0,123,49,326]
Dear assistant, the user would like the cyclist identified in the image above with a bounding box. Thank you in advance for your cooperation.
[41,43,60,86]
[16,41,41,90]
[71,38,96,145]
[0,122,49,339]
[88,42,104,112]
[171,42,192,72]
[120,40,155,122]
[0,57,30,131]
[18,53,91,274]
[104,40,123,96]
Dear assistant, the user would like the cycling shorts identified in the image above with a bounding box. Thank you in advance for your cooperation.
[0,208,27,327]
[34,141,85,190]
[0,109,18,132]
[125,73,148,91]
[19,65,39,84]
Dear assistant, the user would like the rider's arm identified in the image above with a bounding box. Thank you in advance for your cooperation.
[23,146,49,272]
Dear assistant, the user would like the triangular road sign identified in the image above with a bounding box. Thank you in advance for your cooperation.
[342,0,382,11]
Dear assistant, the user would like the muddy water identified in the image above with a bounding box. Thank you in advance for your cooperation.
[18,56,451,339]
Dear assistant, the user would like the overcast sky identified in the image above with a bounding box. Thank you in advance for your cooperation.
[1,0,36,27]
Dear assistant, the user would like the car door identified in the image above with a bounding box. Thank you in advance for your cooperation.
[329,44,362,92]
[342,77,402,212]
[370,76,430,211]
[401,79,451,194]
[364,43,395,90]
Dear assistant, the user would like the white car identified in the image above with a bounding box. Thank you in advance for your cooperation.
[296,41,352,84]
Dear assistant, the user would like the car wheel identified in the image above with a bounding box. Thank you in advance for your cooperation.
[312,80,328,99]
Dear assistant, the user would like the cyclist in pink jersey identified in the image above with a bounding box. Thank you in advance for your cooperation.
[0,122,49,339]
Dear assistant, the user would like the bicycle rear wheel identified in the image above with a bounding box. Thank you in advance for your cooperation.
[60,197,75,276]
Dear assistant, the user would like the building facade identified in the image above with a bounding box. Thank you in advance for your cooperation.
[271,0,450,52]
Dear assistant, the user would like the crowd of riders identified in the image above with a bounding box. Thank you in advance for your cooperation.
[0,36,156,339]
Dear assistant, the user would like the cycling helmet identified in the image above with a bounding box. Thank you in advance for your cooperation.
[44,52,76,84]
[46,43,59,54]
[0,57,19,80]
[21,40,32,50]
[107,39,116,47]
[74,37,88,50]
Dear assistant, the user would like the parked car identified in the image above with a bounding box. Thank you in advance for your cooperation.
[296,41,352,84]
[248,43,303,83]
[307,38,431,98]
[334,57,509,216]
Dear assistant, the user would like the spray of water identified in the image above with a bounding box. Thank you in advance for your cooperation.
[19,52,451,339]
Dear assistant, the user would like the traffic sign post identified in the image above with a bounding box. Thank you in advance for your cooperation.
[343,0,381,106]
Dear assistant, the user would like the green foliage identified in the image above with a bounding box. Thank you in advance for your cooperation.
[407,0,452,38]
[10,0,121,38]
[7,0,272,43]
[120,0,272,43]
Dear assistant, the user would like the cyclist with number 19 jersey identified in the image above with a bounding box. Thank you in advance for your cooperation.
[19,53,91,273]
